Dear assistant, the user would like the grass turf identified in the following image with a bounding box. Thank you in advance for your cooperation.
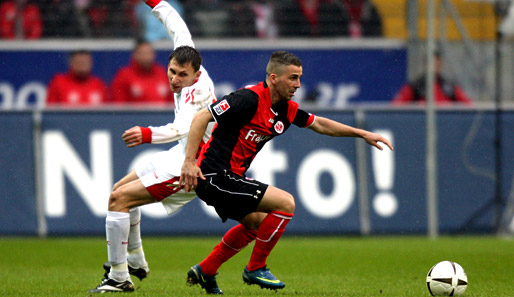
[0,236,512,296]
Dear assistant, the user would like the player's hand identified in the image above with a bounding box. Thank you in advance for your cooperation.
[180,160,205,192]
[122,126,143,147]
[363,131,394,151]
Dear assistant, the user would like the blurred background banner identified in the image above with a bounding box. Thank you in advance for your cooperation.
[1,110,512,236]
[1,0,514,238]
[0,47,406,108]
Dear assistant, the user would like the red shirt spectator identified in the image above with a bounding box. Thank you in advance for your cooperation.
[111,40,172,105]
[46,50,109,107]
[392,52,473,106]
[0,0,42,39]
[391,75,473,106]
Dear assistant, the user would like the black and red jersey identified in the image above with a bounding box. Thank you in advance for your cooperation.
[197,81,316,176]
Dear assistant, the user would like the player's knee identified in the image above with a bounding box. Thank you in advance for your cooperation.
[279,193,295,214]
[108,189,128,212]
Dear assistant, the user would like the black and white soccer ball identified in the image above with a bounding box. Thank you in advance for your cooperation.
[426,261,468,296]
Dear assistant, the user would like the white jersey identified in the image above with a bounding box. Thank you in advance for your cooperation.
[146,1,216,151]
[135,1,216,215]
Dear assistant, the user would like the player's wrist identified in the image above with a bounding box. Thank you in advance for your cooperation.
[140,127,152,143]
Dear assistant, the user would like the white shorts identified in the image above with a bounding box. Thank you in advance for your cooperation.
[135,144,196,215]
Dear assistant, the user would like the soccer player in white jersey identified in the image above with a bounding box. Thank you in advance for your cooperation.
[89,0,216,293]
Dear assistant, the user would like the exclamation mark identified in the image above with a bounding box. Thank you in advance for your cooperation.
[372,129,397,217]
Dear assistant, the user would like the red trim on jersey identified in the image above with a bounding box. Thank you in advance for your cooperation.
[185,88,195,104]
[305,114,316,127]
[197,124,217,166]
[145,0,161,8]
[141,127,152,143]
[146,176,181,201]
[196,139,206,159]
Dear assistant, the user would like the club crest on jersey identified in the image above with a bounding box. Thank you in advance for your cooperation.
[213,99,230,115]
[274,121,284,134]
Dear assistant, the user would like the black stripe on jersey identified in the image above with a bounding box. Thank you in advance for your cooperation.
[201,89,260,173]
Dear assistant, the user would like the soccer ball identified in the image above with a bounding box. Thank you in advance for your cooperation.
[426,261,468,296]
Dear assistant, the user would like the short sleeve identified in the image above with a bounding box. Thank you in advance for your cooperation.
[293,108,316,128]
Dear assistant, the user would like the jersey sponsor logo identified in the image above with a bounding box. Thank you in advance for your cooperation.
[245,129,271,143]
[274,121,284,134]
[213,99,230,115]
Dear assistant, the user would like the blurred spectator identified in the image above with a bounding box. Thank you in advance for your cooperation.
[277,0,382,37]
[40,0,88,37]
[392,51,473,106]
[0,0,42,39]
[111,39,172,105]
[46,50,109,107]
[338,0,382,38]
[87,0,136,37]
[185,0,229,37]
[135,0,184,41]
[224,0,258,37]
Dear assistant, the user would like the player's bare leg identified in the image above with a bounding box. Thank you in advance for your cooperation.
[89,173,155,293]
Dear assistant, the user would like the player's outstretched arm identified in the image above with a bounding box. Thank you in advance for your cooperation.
[180,108,213,192]
[144,0,194,49]
[308,116,394,151]
[122,124,186,147]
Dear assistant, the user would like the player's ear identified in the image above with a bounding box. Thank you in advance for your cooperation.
[269,73,277,84]
[195,70,202,80]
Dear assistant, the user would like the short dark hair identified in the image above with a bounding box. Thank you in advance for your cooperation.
[68,49,91,64]
[266,51,302,76]
[70,49,91,57]
[168,46,202,72]
[134,38,150,51]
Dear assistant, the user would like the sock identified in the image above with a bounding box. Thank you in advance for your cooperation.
[200,224,257,276]
[110,262,130,282]
[106,211,130,281]
[128,246,148,269]
[127,208,147,268]
[128,207,142,250]
[246,211,293,271]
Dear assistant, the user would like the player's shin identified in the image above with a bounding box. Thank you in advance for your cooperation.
[127,207,147,269]
[247,211,293,271]
[106,211,130,281]
[199,224,257,275]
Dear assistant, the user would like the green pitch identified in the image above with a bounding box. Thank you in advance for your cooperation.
[0,236,512,296]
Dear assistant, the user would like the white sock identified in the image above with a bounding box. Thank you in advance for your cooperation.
[128,246,148,270]
[128,207,142,250]
[106,211,130,281]
[127,207,148,269]
[110,262,131,282]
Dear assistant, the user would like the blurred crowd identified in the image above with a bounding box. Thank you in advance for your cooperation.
[0,0,384,39]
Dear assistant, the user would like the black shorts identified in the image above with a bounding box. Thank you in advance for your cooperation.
[195,170,268,222]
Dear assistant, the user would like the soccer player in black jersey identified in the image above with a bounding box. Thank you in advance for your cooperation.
[181,51,393,294]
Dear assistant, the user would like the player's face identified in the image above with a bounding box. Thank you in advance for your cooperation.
[275,65,302,101]
[167,59,200,94]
